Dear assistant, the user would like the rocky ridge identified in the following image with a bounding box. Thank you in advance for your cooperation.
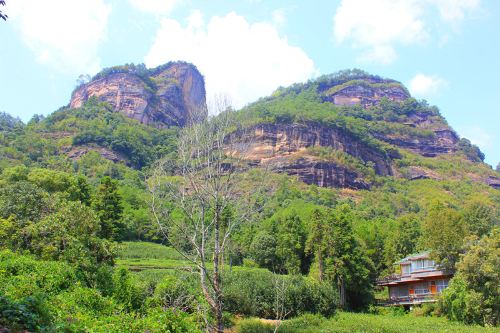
[70,62,206,127]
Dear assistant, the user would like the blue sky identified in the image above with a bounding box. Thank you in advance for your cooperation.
[0,0,499,166]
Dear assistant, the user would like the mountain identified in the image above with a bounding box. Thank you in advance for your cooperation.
[229,69,498,190]
[70,62,206,127]
[1,65,498,191]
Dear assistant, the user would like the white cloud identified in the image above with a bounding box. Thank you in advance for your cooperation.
[430,0,480,23]
[408,73,447,97]
[460,126,493,150]
[9,0,111,74]
[272,9,286,26]
[128,0,179,15]
[145,12,316,109]
[333,0,480,64]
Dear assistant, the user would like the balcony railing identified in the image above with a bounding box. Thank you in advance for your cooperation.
[379,293,438,306]
[376,273,401,285]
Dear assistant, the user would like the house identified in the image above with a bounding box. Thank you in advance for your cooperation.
[377,251,453,306]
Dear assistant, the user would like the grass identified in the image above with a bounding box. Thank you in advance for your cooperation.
[117,241,185,260]
[235,312,500,333]
[319,312,500,333]
[116,241,192,271]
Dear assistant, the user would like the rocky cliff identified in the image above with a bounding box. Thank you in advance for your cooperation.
[321,77,410,107]
[70,62,206,127]
[231,123,392,189]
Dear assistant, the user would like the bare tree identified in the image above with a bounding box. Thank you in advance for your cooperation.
[0,1,7,21]
[148,96,268,332]
[273,274,291,333]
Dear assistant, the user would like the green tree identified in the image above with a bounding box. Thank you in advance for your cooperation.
[25,200,115,267]
[250,231,278,270]
[423,202,466,270]
[308,205,373,309]
[328,204,373,309]
[75,175,92,205]
[461,199,498,238]
[385,214,421,267]
[442,228,499,326]
[457,138,485,162]
[0,181,49,224]
[276,213,306,275]
[92,176,123,241]
[306,209,328,281]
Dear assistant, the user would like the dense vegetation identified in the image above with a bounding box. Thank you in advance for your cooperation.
[0,69,499,331]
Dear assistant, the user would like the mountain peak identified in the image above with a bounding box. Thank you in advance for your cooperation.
[70,62,206,127]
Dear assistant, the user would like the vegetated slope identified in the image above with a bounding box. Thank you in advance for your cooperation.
[230,69,499,190]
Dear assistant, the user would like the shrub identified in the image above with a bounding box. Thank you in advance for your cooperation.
[0,295,52,332]
[223,268,337,318]
[149,275,198,312]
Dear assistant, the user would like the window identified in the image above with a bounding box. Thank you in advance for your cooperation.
[413,282,430,295]
[425,259,435,268]
[411,258,435,271]
[436,279,449,293]
[401,264,410,275]
[390,286,409,298]
[412,259,425,271]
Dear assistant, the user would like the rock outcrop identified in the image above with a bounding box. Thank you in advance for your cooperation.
[70,62,206,127]
[231,123,393,189]
[321,78,410,107]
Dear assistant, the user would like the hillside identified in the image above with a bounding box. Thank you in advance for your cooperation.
[231,69,498,190]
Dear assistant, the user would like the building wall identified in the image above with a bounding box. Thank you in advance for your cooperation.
[389,278,450,302]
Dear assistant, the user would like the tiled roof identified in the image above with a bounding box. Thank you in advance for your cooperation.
[395,251,431,264]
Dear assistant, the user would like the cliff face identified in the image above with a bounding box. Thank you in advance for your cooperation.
[232,123,393,189]
[321,78,410,107]
[70,62,206,127]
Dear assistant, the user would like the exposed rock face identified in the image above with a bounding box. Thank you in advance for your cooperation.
[65,146,127,164]
[405,166,441,181]
[231,123,393,189]
[70,62,206,127]
[321,78,410,108]
[485,176,500,189]
[374,128,459,157]
[281,157,370,189]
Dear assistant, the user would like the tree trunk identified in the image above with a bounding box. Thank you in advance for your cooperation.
[213,205,224,333]
[318,252,324,281]
[338,276,346,309]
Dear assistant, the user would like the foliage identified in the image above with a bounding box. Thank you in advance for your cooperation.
[223,268,337,318]
[234,312,499,333]
[458,138,485,162]
[422,202,467,270]
[93,176,124,241]
[442,229,500,326]
[24,200,115,267]
[276,214,306,274]
[384,214,422,267]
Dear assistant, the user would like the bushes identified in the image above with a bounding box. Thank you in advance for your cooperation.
[0,295,51,332]
[223,268,337,318]
[0,251,200,332]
